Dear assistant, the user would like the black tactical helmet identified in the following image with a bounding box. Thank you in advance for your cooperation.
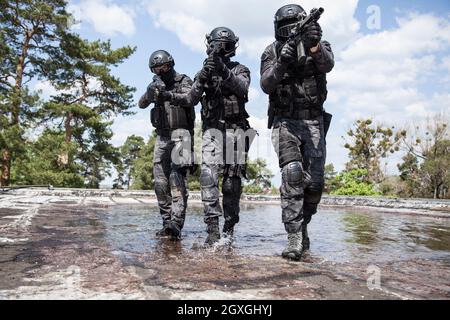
[205,27,239,57]
[274,4,307,40]
[148,50,175,72]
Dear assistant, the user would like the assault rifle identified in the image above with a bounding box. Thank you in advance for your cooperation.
[288,7,324,65]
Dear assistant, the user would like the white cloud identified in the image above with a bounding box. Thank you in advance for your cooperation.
[328,12,450,127]
[146,0,360,58]
[111,112,153,147]
[69,0,136,36]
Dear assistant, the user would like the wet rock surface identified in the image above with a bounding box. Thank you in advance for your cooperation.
[0,191,449,300]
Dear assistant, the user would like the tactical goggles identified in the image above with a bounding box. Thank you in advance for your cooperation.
[206,40,238,56]
[151,63,171,75]
[277,18,302,38]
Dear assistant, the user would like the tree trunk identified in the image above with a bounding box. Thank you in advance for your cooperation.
[57,111,73,167]
[65,111,73,143]
[4,32,32,185]
[12,32,31,125]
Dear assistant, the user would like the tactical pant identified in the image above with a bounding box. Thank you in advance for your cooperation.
[200,128,248,228]
[272,117,326,234]
[153,132,193,229]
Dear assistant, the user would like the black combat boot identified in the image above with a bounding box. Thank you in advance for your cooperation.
[222,222,235,239]
[168,221,181,241]
[205,219,221,245]
[155,224,171,237]
[301,223,310,251]
[282,232,303,261]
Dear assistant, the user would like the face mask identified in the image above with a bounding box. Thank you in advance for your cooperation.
[159,68,176,85]
[151,63,171,75]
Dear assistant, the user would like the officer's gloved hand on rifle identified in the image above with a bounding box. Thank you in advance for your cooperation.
[200,55,230,80]
[279,41,297,64]
[302,21,322,50]
[158,91,173,103]
[147,82,160,101]
[138,83,158,109]
[138,95,149,109]
[197,67,209,84]
[197,57,213,84]
[212,56,230,79]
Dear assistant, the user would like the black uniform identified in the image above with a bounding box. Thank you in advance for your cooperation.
[174,59,251,235]
[260,4,334,260]
[139,69,195,237]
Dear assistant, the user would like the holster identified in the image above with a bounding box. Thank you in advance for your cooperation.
[150,106,163,129]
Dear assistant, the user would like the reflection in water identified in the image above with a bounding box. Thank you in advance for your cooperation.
[97,204,450,266]
[154,238,183,257]
[400,222,450,252]
[341,212,381,246]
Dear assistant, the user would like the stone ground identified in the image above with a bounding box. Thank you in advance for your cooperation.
[0,189,449,300]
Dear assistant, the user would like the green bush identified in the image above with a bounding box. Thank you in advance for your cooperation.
[188,179,201,191]
[329,169,381,196]
[243,184,264,194]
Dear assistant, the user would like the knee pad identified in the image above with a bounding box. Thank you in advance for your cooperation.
[304,182,324,204]
[303,202,318,220]
[308,181,324,193]
[222,177,242,196]
[200,167,216,188]
[283,161,304,187]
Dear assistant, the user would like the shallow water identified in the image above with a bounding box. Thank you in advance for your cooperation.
[98,204,450,266]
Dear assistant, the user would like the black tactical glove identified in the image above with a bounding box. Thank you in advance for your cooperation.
[146,82,160,102]
[138,94,150,109]
[302,21,322,49]
[204,56,216,73]
[158,91,173,103]
[279,41,296,64]
[212,56,230,79]
[197,67,209,84]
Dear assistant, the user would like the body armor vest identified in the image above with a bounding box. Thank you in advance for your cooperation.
[269,43,328,119]
[201,62,249,130]
[151,73,195,136]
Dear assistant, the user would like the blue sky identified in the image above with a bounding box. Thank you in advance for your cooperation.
[35,0,450,186]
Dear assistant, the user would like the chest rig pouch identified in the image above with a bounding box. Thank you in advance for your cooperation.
[269,46,328,120]
[202,63,249,130]
[152,74,195,132]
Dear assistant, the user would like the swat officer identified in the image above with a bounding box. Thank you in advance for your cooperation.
[139,50,196,241]
[167,27,253,245]
[260,4,334,261]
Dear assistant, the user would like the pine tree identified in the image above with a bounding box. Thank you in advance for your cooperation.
[0,0,72,186]
[114,135,145,189]
[131,133,157,190]
[41,33,136,188]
